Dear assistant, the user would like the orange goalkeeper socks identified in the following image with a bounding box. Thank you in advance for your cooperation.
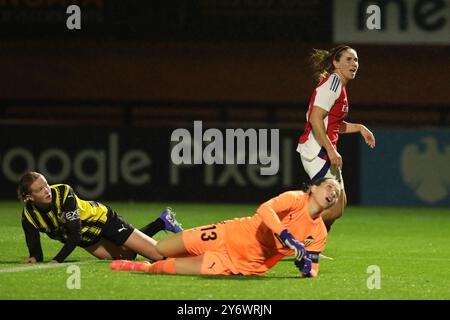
[146,259,176,274]
[110,260,151,272]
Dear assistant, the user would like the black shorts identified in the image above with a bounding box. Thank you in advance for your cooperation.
[100,208,135,246]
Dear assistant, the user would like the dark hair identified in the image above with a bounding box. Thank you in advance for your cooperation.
[303,177,336,194]
[310,45,352,81]
[17,172,42,201]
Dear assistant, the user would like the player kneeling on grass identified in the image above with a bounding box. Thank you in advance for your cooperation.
[111,177,340,278]
[18,172,183,264]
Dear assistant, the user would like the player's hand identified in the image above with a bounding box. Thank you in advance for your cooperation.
[327,148,343,169]
[295,257,312,276]
[22,257,37,263]
[276,229,306,261]
[359,125,376,149]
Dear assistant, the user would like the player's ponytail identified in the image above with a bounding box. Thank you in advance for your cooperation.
[310,45,351,81]
[17,172,42,201]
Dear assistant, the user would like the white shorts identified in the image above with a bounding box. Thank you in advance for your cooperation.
[297,144,344,189]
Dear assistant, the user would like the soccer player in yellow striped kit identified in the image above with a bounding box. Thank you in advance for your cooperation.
[18,172,183,263]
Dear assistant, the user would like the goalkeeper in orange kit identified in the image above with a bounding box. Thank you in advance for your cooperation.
[110,178,340,278]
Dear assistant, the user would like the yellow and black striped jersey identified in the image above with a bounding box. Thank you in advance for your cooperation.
[21,184,109,261]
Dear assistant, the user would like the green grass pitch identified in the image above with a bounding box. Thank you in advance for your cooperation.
[0,201,449,300]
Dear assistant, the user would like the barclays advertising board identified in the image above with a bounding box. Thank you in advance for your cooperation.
[361,128,450,207]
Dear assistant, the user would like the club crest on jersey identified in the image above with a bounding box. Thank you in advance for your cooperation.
[304,236,314,247]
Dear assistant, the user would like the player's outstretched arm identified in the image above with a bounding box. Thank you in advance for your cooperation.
[339,121,375,148]
[21,216,43,263]
[51,187,83,263]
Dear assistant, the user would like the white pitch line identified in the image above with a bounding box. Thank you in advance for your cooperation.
[321,256,450,262]
[317,255,450,262]
[0,260,100,273]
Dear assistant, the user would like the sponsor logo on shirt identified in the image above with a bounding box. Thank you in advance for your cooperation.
[64,209,80,221]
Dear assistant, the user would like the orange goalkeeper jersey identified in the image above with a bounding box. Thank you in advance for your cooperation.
[223,191,327,275]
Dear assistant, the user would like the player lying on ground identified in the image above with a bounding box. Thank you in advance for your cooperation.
[18,172,183,263]
[110,178,340,277]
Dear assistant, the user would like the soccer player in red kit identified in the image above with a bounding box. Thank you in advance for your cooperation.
[297,45,376,231]
[110,178,341,278]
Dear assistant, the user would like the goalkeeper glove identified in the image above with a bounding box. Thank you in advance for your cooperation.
[295,256,312,276]
[275,229,306,261]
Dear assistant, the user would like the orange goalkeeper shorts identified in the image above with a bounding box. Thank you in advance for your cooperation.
[182,223,239,275]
